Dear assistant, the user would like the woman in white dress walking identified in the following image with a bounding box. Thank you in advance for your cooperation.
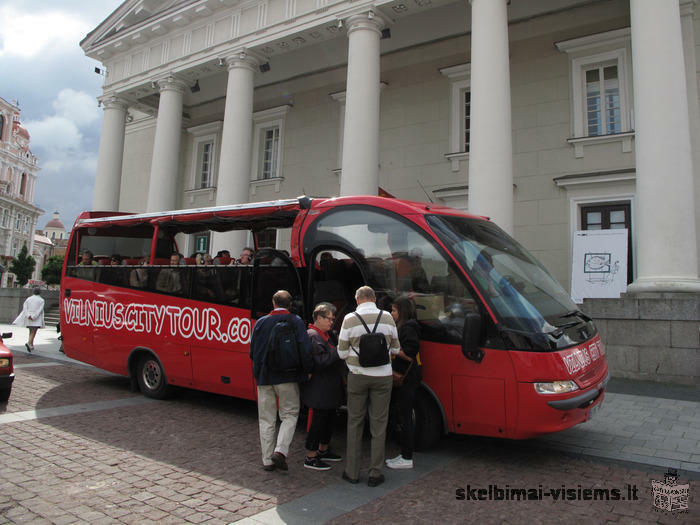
[13,288,45,352]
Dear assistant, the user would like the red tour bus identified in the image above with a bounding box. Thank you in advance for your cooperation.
[60,196,608,447]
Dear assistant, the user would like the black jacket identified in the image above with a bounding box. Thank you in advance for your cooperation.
[300,327,345,409]
[249,310,313,385]
[392,319,422,382]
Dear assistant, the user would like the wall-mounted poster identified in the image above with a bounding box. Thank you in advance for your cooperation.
[571,229,628,303]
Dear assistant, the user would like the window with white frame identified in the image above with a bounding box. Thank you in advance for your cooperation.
[440,64,471,171]
[1,209,7,228]
[556,28,633,157]
[584,62,621,136]
[198,141,214,188]
[15,213,21,231]
[461,88,471,152]
[187,122,221,191]
[259,126,280,180]
[23,216,29,233]
[251,106,289,181]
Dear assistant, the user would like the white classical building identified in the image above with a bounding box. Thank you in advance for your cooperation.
[0,97,43,287]
[82,0,700,296]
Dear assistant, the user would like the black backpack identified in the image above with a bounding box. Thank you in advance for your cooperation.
[266,315,302,373]
[351,312,390,367]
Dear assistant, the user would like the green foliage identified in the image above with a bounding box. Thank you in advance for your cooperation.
[9,244,36,287]
[41,255,64,286]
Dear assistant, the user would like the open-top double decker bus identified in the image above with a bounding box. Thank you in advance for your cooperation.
[61,196,608,447]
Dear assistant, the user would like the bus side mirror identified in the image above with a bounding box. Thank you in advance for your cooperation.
[461,313,484,363]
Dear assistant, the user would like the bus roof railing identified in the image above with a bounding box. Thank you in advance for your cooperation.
[74,197,309,231]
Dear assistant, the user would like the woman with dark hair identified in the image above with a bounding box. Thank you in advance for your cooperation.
[386,295,422,469]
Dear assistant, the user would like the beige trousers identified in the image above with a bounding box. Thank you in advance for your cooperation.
[257,383,300,465]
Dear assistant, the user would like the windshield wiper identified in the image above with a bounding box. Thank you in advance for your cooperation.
[549,321,582,338]
[559,310,591,323]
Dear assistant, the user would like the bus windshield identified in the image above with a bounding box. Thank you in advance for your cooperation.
[427,215,593,348]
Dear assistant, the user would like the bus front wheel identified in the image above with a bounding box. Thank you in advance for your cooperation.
[136,355,170,399]
[414,391,442,450]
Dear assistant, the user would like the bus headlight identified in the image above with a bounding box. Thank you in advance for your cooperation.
[534,380,579,394]
[0,358,10,368]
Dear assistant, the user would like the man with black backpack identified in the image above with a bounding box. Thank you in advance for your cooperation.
[337,286,400,487]
[250,290,313,472]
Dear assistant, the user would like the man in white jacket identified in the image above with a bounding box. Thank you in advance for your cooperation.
[14,288,45,352]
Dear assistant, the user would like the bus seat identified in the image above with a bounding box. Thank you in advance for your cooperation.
[184,257,196,265]
[152,258,170,265]
[123,258,140,265]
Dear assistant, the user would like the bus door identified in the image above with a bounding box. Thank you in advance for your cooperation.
[306,248,364,331]
[251,248,305,319]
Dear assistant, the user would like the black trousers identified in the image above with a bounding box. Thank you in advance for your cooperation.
[394,379,418,459]
[305,408,336,452]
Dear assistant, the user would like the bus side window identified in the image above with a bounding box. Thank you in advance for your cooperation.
[253,252,302,319]
[192,266,251,308]
[152,266,190,297]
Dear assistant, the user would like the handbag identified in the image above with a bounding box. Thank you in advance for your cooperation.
[392,358,413,387]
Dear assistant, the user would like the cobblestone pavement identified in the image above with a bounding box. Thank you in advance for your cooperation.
[0,327,698,524]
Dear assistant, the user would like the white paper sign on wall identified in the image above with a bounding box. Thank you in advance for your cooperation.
[571,229,628,303]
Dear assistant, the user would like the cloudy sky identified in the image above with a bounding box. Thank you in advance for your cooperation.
[0,0,123,230]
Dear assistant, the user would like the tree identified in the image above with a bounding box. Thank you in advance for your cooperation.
[9,244,36,287]
[42,255,64,286]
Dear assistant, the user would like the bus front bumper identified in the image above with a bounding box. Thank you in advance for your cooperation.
[546,372,610,411]
[0,373,14,389]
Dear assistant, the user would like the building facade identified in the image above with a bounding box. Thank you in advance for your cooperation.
[31,233,53,284]
[82,0,700,296]
[0,97,43,287]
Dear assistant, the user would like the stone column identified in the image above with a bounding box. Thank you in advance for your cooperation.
[467,0,514,234]
[680,0,700,269]
[92,94,128,211]
[628,0,700,292]
[211,50,262,255]
[146,76,186,212]
[339,12,385,196]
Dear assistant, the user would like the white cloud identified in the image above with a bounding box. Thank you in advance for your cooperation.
[23,116,82,151]
[53,89,100,127]
[0,5,91,59]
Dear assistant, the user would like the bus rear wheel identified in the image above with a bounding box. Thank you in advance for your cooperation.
[414,390,442,450]
[136,355,169,399]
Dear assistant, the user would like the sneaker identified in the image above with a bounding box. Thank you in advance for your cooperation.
[386,456,413,470]
[271,451,288,471]
[385,454,402,465]
[367,474,385,487]
[304,456,331,471]
[262,463,275,471]
[317,449,343,462]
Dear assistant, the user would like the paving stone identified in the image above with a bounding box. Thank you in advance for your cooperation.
[1,339,699,525]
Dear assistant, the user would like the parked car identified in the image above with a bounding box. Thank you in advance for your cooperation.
[0,332,13,402]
